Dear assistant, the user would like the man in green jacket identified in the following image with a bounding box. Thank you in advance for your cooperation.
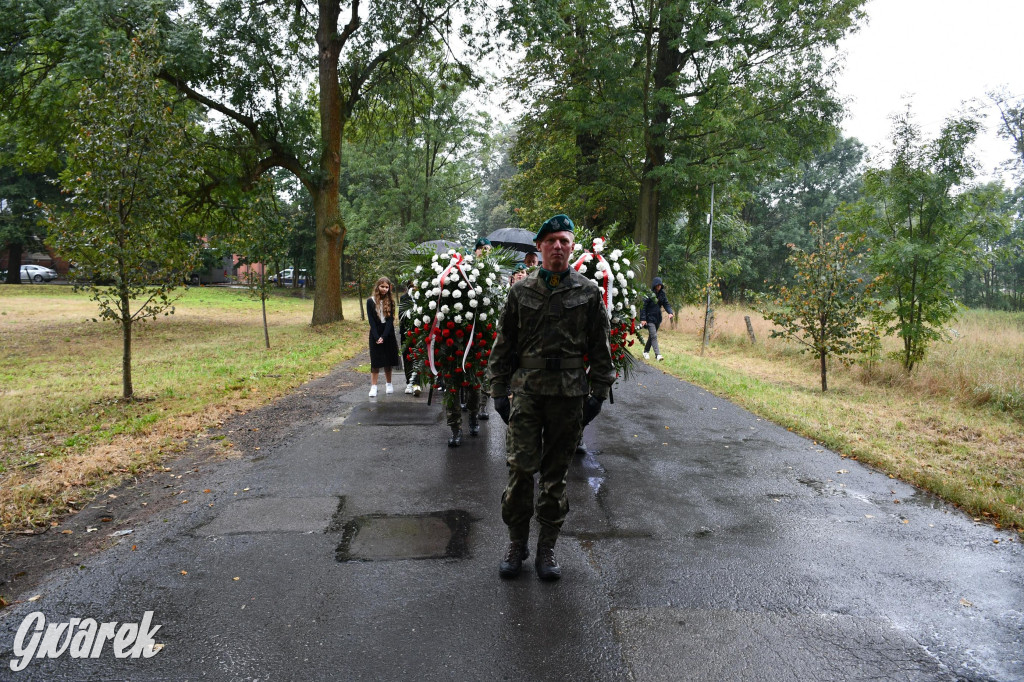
[488,214,615,581]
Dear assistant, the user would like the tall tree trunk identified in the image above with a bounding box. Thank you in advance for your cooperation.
[5,243,24,283]
[633,5,680,283]
[121,294,133,399]
[635,172,660,280]
[311,0,345,325]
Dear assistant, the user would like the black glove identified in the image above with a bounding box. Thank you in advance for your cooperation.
[581,395,604,426]
[494,395,511,424]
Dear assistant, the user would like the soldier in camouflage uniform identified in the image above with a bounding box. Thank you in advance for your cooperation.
[443,364,480,447]
[488,214,614,581]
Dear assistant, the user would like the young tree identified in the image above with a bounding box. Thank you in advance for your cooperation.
[231,179,293,348]
[758,222,880,391]
[46,36,202,399]
[859,109,1002,372]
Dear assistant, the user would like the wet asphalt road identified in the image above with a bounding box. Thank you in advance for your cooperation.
[1,360,1022,681]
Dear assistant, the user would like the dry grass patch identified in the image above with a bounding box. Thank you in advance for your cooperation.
[0,286,367,531]
[653,305,1024,534]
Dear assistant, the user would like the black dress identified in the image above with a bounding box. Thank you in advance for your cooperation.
[367,297,400,369]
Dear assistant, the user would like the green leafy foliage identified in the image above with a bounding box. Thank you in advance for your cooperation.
[229,177,294,347]
[758,222,880,391]
[857,108,1004,372]
[721,136,866,300]
[45,33,203,398]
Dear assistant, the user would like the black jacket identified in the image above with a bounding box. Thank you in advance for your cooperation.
[639,287,673,327]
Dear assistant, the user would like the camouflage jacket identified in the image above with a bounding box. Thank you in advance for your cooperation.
[488,268,614,399]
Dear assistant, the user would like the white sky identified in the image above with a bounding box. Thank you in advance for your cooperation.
[836,0,1023,181]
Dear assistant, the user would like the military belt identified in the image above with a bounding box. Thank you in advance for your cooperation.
[519,357,585,370]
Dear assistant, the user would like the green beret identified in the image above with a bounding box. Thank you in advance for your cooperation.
[474,237,491,250]
[534,214,575,241]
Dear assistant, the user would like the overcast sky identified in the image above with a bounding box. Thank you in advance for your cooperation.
[836,0,1023,179]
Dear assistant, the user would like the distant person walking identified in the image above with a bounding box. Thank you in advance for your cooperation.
[640,276,674,361]
[367,276,401,397]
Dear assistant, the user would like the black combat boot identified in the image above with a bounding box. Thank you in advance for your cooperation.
[498,541,529,578]
[477,397,490,421]
[468,414,480,437]
[535,541,561,581]
[447,427,462,447]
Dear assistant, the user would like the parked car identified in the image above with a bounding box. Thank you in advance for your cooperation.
[269,268,308,286]
[20,264,58,283]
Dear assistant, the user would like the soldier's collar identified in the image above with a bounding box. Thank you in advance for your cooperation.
[538,268,572,289]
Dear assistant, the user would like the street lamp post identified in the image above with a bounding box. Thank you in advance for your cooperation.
[700,183,714,356]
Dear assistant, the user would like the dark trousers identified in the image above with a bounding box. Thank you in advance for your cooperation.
[501,393,585,545]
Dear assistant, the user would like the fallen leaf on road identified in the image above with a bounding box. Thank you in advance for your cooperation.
[86,527,97,533]
[865,515,874,518]
[109,529,133,537]
[180,570,188,576]
[203,489,211,494]
[902,519,909,524]
[61,530,73,535]
[28,595,41,602]
[836,470,848,474]
[959,598,973,607]
[233,577,240,581]
[132,545,137,551]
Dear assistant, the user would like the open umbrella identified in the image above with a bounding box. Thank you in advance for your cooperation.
[411,239,462,256]
[486,228,537,254]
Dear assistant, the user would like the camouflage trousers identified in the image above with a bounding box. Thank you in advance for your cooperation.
[445,385,480,429]
[501,393,585,545]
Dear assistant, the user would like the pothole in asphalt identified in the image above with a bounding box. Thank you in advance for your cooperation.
[334,510,471,561]
[340,402,443,427]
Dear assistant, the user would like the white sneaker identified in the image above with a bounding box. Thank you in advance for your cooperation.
[657,355,664,361]
[413,385,422,397]
[643,352,650,360]
[368,385,377,398]
[404,383,414,394]
[385,383,394,394]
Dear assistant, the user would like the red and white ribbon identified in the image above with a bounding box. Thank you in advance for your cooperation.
[426,253,479,377]
[572,238,613,315]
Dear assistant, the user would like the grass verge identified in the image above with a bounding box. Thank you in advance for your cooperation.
[0,285,366,532]
[652,305,1024,535]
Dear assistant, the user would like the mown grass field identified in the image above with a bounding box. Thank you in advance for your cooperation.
[652,305,1024,534]
[0,285,366,532]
